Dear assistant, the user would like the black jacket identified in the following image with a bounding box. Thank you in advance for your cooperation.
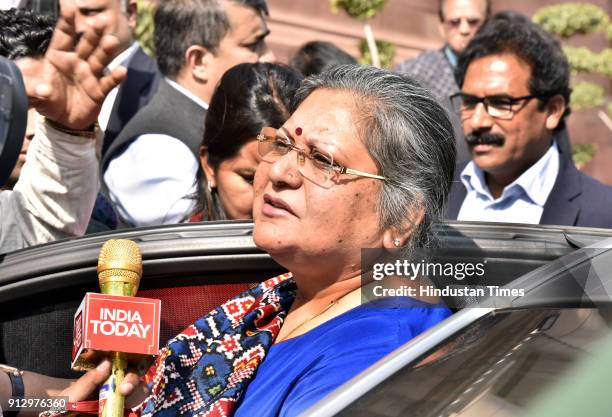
[446,147,612,228]
[101,46,161,156]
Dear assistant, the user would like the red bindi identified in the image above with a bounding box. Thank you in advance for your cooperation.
[295,127,302,136]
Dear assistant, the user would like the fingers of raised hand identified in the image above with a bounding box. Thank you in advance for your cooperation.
[86,34,122,78]
[100,66,127,96]
[48,1,77,53]
[75,21,105,64]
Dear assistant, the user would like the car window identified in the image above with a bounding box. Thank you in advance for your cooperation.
[338,307,611,417]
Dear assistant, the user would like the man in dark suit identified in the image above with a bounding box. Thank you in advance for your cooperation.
[446,17,612,228]
[102,44,160,155]
[102,0,275,228]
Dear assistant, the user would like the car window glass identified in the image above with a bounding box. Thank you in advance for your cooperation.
[338,307,611,417]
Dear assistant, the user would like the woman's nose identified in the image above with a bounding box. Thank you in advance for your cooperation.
[267,150,303,189]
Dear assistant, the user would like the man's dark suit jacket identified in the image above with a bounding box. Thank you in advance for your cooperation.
[446,148,612,228]
[101,46,161,156]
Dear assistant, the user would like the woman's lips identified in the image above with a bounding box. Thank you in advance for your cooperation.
[262,194,296,217]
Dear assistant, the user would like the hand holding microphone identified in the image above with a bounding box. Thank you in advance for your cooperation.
[70,239,160,417]
[97,239,142,417]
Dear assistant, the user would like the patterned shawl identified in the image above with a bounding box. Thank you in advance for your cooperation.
[135,273,296,417]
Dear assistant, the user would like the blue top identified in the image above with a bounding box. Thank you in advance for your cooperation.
[233,297,451,417]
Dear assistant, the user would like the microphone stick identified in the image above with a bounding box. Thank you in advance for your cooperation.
[97,239,143,417]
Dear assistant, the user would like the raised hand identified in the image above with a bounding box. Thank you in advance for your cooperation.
[17,2,127,130]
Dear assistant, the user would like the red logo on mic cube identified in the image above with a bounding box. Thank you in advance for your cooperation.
[72,293,161,369]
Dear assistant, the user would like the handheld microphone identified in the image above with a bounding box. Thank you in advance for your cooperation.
[96,239,143,417]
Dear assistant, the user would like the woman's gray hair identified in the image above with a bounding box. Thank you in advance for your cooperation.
[294,64,456,252]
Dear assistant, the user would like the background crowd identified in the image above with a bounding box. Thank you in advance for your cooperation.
[1,0,612,253]
[1,1,612,416]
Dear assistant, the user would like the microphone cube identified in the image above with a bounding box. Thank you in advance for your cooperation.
[72,293,162,371]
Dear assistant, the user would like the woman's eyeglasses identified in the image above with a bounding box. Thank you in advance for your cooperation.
[257,126,387,188]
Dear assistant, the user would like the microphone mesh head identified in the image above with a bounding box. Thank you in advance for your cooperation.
[97,239,142,286]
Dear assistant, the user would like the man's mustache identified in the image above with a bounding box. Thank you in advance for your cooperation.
[465,132,505,146]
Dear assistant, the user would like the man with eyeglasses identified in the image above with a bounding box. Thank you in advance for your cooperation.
[445,17,612,227]
[395,0,489,104]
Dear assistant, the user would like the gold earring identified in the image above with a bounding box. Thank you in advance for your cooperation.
[393,238,401,247]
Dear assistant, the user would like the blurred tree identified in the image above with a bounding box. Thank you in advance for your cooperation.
[534,3,609,37]
[134,0,156,58]
[533,2,612,167]
[330,0,388,67]
[359,39,395,68]
[571,81,605,110]
[572,144,598,169]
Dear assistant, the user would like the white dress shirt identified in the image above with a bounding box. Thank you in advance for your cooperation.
[457,142,560,224]
[98,42,141,131]
[103,78,208,227]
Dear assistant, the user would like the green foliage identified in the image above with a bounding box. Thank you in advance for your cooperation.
[563,46,612,77]
[134,0,157,58]
[533,3,609,38]
[572,143,597,168]
[571,82,605,110]
[563,46,599,74]
[607,23,612,41]
[608,102,612,119]
[597,48,612,77]
[359,39,395,68]
[330,0,388,20]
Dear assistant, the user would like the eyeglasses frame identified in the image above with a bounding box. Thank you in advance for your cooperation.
[256,127,387,184]
[450,92,545,120]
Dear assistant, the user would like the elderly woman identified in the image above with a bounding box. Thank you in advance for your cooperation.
[23,65,455,417]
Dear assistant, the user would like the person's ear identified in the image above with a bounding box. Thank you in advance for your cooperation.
[382,205,426,249]
[185,45,213,83]
[199,146,216,188]
[544,94,566,131]
[126,0,137,31]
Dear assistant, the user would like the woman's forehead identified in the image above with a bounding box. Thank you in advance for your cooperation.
[284,90,376,165]
[286,89,360,139]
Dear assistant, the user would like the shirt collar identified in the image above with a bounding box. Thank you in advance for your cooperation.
[107,41,140,72]
[460,160,489,197]
[165,78,209,110]
[513,141,560,206]
[443,45,458,68]
[461,141,560,206]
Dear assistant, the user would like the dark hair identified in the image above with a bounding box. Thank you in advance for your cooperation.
[0,8,55,60]
[489,10,531,24]
[154,0,268,78]
[455,17,571,128]
[191,62,302,220]
[290,41,357,77]
[438,0,490,22]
